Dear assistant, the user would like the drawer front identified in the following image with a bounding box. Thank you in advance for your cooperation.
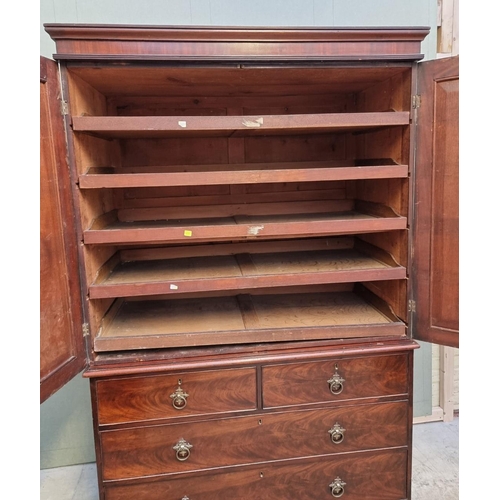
[96,367,257,425]
[104,448,408,500]
[100,401,407,480]
[262,354,408,408]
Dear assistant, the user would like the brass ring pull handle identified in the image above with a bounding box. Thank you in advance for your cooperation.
[327,369,345,395]
[173,438,193,461]
[328,422,346,444]
[170,384,189,410]
[329,477,346,498]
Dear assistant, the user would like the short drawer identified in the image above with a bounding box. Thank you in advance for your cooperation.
[262,354,408,408]
[95,367,257,425]
[100,401,408,480]
[104,448,408,500]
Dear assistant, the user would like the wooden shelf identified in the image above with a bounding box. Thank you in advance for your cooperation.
[72,111,410,139]
[94,288,406,352]
[79,159,408,189]
[84,201,407,245]
[90,239,406,299]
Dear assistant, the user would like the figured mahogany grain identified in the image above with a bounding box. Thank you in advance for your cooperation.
[262,354,408,408]
[100,401,407,479]
[103,448,407,500]
[96,367,257,425]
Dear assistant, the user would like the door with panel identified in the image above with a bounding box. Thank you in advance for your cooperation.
[413,55,459,348]
[40,55,86,403]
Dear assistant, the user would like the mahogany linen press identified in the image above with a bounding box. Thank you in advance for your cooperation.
[40,24,458,499]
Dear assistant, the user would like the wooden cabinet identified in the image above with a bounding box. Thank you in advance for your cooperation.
[40,25,459,499]
[86,343,414,498]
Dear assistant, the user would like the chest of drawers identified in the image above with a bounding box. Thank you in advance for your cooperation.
[89,341,415,499]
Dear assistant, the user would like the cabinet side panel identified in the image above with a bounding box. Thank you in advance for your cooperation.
[65,68,121,344]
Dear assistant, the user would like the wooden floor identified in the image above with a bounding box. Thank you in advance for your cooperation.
[40,418,459,499]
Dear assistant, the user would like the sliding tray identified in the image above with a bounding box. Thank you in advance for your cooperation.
[72,111,409,139]
[93,285,406,352]
[90,238,406,299]
[79,159,409,189]
[84,200,407,245]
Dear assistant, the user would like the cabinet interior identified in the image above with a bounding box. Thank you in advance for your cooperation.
[66,64,413,353]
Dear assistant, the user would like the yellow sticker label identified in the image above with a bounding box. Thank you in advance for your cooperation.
[184,230,193,237]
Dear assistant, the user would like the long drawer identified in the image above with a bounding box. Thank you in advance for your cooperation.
[104,448,408,500]
[100,401,408,480]
[96,367,257,425]
[262,354,409,408]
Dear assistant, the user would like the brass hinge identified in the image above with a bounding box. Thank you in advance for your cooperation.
[60,99,69,115]
[408,300,416,313]
[82,323,90,337]
[412,95,421,109]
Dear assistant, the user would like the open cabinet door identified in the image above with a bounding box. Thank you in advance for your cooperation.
[413,55,459,348]
[40,56,86,402]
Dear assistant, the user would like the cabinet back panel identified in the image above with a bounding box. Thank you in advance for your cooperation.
[68,66,410,99]
[119,183,346,210]
[111,94,354,116]
[120,137,229,167]
[113,134,403,174]
[244,134,347,163]
[119,188,347,210]
[113,182,404,221]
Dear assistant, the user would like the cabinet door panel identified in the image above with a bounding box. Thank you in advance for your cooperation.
[40,56,85,402]
[413,56,459,348]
